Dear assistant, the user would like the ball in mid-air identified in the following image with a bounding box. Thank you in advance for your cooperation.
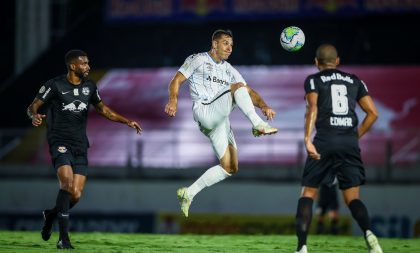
[280,26,305,52]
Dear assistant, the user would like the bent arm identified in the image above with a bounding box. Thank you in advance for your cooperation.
[247,86,267,109]
[27,98,46,126]
[357,95,378,139]
[304,92,320,160]
[94,102,142,134]
[247,86,276,120]
[165,71,186,117]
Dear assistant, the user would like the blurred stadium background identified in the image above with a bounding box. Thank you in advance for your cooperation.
[0,0,419,239]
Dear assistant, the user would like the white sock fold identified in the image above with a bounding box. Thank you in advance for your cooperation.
[233,86,263,127]
[187,165,231,200]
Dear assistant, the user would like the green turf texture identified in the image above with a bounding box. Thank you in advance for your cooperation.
[0,231,418,252]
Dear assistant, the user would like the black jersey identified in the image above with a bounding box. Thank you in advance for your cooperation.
[304,69,369,138]
[36,75,102,149]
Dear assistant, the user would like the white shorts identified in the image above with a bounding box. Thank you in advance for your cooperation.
[193,88,237,159]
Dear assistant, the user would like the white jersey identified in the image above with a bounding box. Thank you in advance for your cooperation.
[178,52,246,103]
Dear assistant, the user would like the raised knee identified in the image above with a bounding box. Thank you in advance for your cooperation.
[228,165,238,174]
[231,82,246,92]
[220,164,237,175]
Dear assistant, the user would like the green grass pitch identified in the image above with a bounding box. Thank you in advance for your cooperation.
[0,231,419,252]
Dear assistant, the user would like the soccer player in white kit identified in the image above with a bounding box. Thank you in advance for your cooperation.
[165,29,278,217]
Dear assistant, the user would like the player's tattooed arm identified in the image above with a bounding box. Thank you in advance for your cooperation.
[94,102,142,134]
[27,98,46,127]
[247,86,276,120]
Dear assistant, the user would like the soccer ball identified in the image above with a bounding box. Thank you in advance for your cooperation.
[280,26,305,52]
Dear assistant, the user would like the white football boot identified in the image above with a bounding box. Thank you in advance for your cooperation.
[177,187,192,218]
[295,245,308,253]
[252,122,278,137]
[366,230,383,253]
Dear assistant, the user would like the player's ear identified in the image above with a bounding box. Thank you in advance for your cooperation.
[211,40,217,49]
[69,63,76,71]
[314,58,319,67]
[336,57,340,66]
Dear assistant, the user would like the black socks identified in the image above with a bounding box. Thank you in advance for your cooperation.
[348,199,371,234]
[56,189,71,240]
[295,197,314,251]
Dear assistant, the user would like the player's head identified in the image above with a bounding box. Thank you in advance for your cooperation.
[211,29,233,61]
[65,49,90,78]
[315,44,340,70]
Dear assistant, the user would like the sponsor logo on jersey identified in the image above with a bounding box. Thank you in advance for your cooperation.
[61,90,72,95]
[321,73,354,84]
[39,86,45,93]
[206,75,229,86]
[62,100,88,112]
[57,146,67,153]
[82,87,90,95]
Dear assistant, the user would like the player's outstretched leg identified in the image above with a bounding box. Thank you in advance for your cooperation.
[365,230,383,253]
[177,187,192,217]
[176,165,231,217]
[233,87,278,137]
[294,245,308,253]
[41,209,57,241]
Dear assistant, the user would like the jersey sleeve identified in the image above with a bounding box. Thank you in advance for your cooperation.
[35,79,56,102]
[304,76,318,94]
[178,54,204,79]
[89,82,102,105]
[357,79,369,100]
[229,65,247,85]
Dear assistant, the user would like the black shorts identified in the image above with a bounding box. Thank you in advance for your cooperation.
[49,144,88,176]
[301,136,365,190]
[317,185,339,213]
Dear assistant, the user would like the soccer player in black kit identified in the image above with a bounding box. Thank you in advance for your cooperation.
[293,44,383,253]
[27,50,142,249]
[315,183,339,235]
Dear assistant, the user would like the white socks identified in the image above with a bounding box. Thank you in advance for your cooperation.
[234,86,263,127]
[187,165,231,200]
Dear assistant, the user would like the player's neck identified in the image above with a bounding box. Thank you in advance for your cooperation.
[318,65,336,71]
[66,73,82,85]
[208,50,222,63]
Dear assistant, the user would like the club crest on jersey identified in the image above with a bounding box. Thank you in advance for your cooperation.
[38,85,46,93]
[62,100,88,112]
[57,146,67,153]
[82,87,90,95]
